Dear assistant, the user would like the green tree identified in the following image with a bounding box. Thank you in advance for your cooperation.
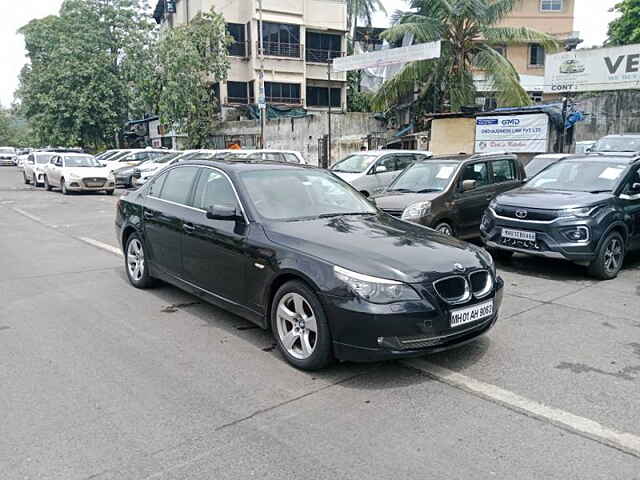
[372,0,559,112]
[607,0,640,45]
[17,0,156,149]
[155,8,231,148]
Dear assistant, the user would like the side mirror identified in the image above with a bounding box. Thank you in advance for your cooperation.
[632,182,640,193]
[462,179,477,192]
[206,205,239,221]
[133,169,141,179]
[376,165,388,173]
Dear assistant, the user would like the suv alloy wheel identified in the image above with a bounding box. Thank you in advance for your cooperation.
[589,231,625,280]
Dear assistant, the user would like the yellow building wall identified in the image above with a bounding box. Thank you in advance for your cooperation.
[430,118,476,156]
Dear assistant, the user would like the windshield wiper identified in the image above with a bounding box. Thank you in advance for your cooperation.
[387,188,414,193]
[317,212,374,219]
[589,190,611,194]
[416,188,440,193]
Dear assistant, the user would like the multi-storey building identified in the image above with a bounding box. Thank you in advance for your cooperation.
[153,0,348,113]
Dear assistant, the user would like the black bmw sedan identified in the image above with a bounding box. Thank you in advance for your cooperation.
[115,160,504,370]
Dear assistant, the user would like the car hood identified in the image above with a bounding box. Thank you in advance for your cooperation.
[114,165,136,175]
[373,191,443,210]
[64,167,112,177]
[497,188,612,210]
[331,171,363,183]
[263,214,488,284]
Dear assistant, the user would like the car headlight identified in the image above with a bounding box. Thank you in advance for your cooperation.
[69,173,82,181]
[489,198,499,210]
[402,201,431,221]
[334,266,420,304]
[558,206,599,218]
[475,247,496,275]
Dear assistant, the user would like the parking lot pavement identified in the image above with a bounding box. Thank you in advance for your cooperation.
[1,167,639,479]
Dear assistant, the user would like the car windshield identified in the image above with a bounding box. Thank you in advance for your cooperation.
[331,154,377,173]
[239,169,377,221]
[525,157,561,179]
[64,156,101,167]
[387,161,459,193]
[0,147,15,154]
[36,154,55,164]
[526,160,628,193]
[593,137,640,153]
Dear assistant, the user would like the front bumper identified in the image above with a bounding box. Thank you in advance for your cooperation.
[480,208,598,263]
[66,179,115,191]
[322,277,504,362]
[0,158,16,166]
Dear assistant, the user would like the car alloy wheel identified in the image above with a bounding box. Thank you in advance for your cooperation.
[276,292,318,360]
[127,238,145,282]
[61,179,68,195]
[44,176,52,191]
[603,237,623,274]
[435,222,454,236]
[589,231,625,280]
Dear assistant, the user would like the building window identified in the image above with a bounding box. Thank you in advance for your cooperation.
[259,22,301,58]
[307,86,341,108]
[265,82,301,105]
[227,23,247,57]
[306,32,342,63]
[227,81,249,104]
[540,0,562,11]
[493,45,507,57]
[529,44,545,67]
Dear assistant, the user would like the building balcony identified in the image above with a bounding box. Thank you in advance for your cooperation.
[305,48,343,63]
[258,41,303,59]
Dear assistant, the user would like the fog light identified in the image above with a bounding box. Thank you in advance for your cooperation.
[563,226,589,243]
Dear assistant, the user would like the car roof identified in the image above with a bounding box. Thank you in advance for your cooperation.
[599,134,640,139]
[532,154,576,160]
[60,152,95,157]
[175,159,314,172]
[562,153,640,164]
[353,150,431,156]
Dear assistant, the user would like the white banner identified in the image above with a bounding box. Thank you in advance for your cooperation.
[332,41,441,73]
[475,114,549,153]
[544,44,640,93]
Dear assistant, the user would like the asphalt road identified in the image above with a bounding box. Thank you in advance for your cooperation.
[1,166,639,480]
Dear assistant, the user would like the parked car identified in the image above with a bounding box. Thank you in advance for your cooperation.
[525,153,578,179]
[330,150,432,197]
[103,149,169,172]
[592,134,640,153]
[96,149,126,163]
[374,153,525,239]
[481,153,640,280]
[23,151,57,186]
[226,149,307,164]
[132,151,200,187]
[43,153,116,195]
[116,160,504,370]
[575,141,596,154]
[0,147,17,166]
[16,153,29,171]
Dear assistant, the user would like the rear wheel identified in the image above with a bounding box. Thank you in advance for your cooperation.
[589,232,625,280]
[434,222,454,236]
[125,233,154,289]
[44,176,53,191]
[271,281,333,370]
[61,178,69,195]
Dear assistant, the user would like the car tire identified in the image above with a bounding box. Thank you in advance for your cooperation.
[434,222,454,236]
[588,231,625,280]
[270,280,333,370]
[125,233,154,289]
[105,189,115,195]
[32,173,39,187]
[23,172,30,184]
[61,178,69,195]
[44,176,53,191]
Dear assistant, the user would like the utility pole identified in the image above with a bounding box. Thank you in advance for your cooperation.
[258,0,266,148]
[327,54,332,168]
[559,96,568,153]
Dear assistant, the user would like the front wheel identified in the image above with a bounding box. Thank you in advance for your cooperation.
[271,281,333,370]
[125,233,154,289]
[32,173,39,187]
[588,232,625,280]
[434,222,454,236]
[105,189,115,195]
[61,178,69,195]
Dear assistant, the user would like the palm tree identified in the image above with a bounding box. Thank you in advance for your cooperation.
[347,0,387,50]
[372,0,559,112]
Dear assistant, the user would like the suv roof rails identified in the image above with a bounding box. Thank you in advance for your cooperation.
[469,151,512,159]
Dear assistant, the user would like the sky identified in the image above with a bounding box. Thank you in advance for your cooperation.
[0,0,621,108]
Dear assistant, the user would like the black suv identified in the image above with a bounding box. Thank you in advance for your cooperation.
[481,154,640,279]
[374,153,526,239]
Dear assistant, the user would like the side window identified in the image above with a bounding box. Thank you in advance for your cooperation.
[148,172,167,197]
[461,162,489,188]
[28,154,34,164]
[624,167,640,195]
[283,153,300,164]
[159,167,199,205]
[395,155,415,171]
[192,169,238,210]
[491,159,516,183]
[262,152,283,162]
[56,157,64,167]
[376,155,396,173]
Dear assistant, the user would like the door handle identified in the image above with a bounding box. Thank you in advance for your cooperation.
[183,223,196,233]
[143,210,155,219]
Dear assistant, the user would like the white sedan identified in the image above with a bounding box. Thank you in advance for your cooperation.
[43,153,116,195]
[23,152,57,186]
[132,150,200,186]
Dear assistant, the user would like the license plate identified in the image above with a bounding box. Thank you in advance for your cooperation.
[86,183,103,187]
[501,228,536,242]
[450,300,494,328]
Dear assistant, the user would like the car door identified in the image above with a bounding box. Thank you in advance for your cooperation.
[367,155,399,195]
[180,167,248,303]
[142,166,200,278]
[620,166,640,250]
[25,154,35,177]
[48,156,63,186]
[452,161,493,238]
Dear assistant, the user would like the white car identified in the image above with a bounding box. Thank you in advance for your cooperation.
[43,153,116,195]
[103,149,169,173]
[227,149,307,164]
[132,150,200,186]
[23,151,57,186]
[330,150,432,197]
[16,153,29,171]
[0,147,17,166]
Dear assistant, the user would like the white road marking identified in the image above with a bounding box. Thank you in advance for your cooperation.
[12,207,45,224]
[77,237,123,257]
[403,359,640,458]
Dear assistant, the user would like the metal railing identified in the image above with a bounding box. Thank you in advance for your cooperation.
[265,96,303,105]
[225,96,250,105]
[258,41,302,59]
[305,48,343,63]
[229,41,249,57]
